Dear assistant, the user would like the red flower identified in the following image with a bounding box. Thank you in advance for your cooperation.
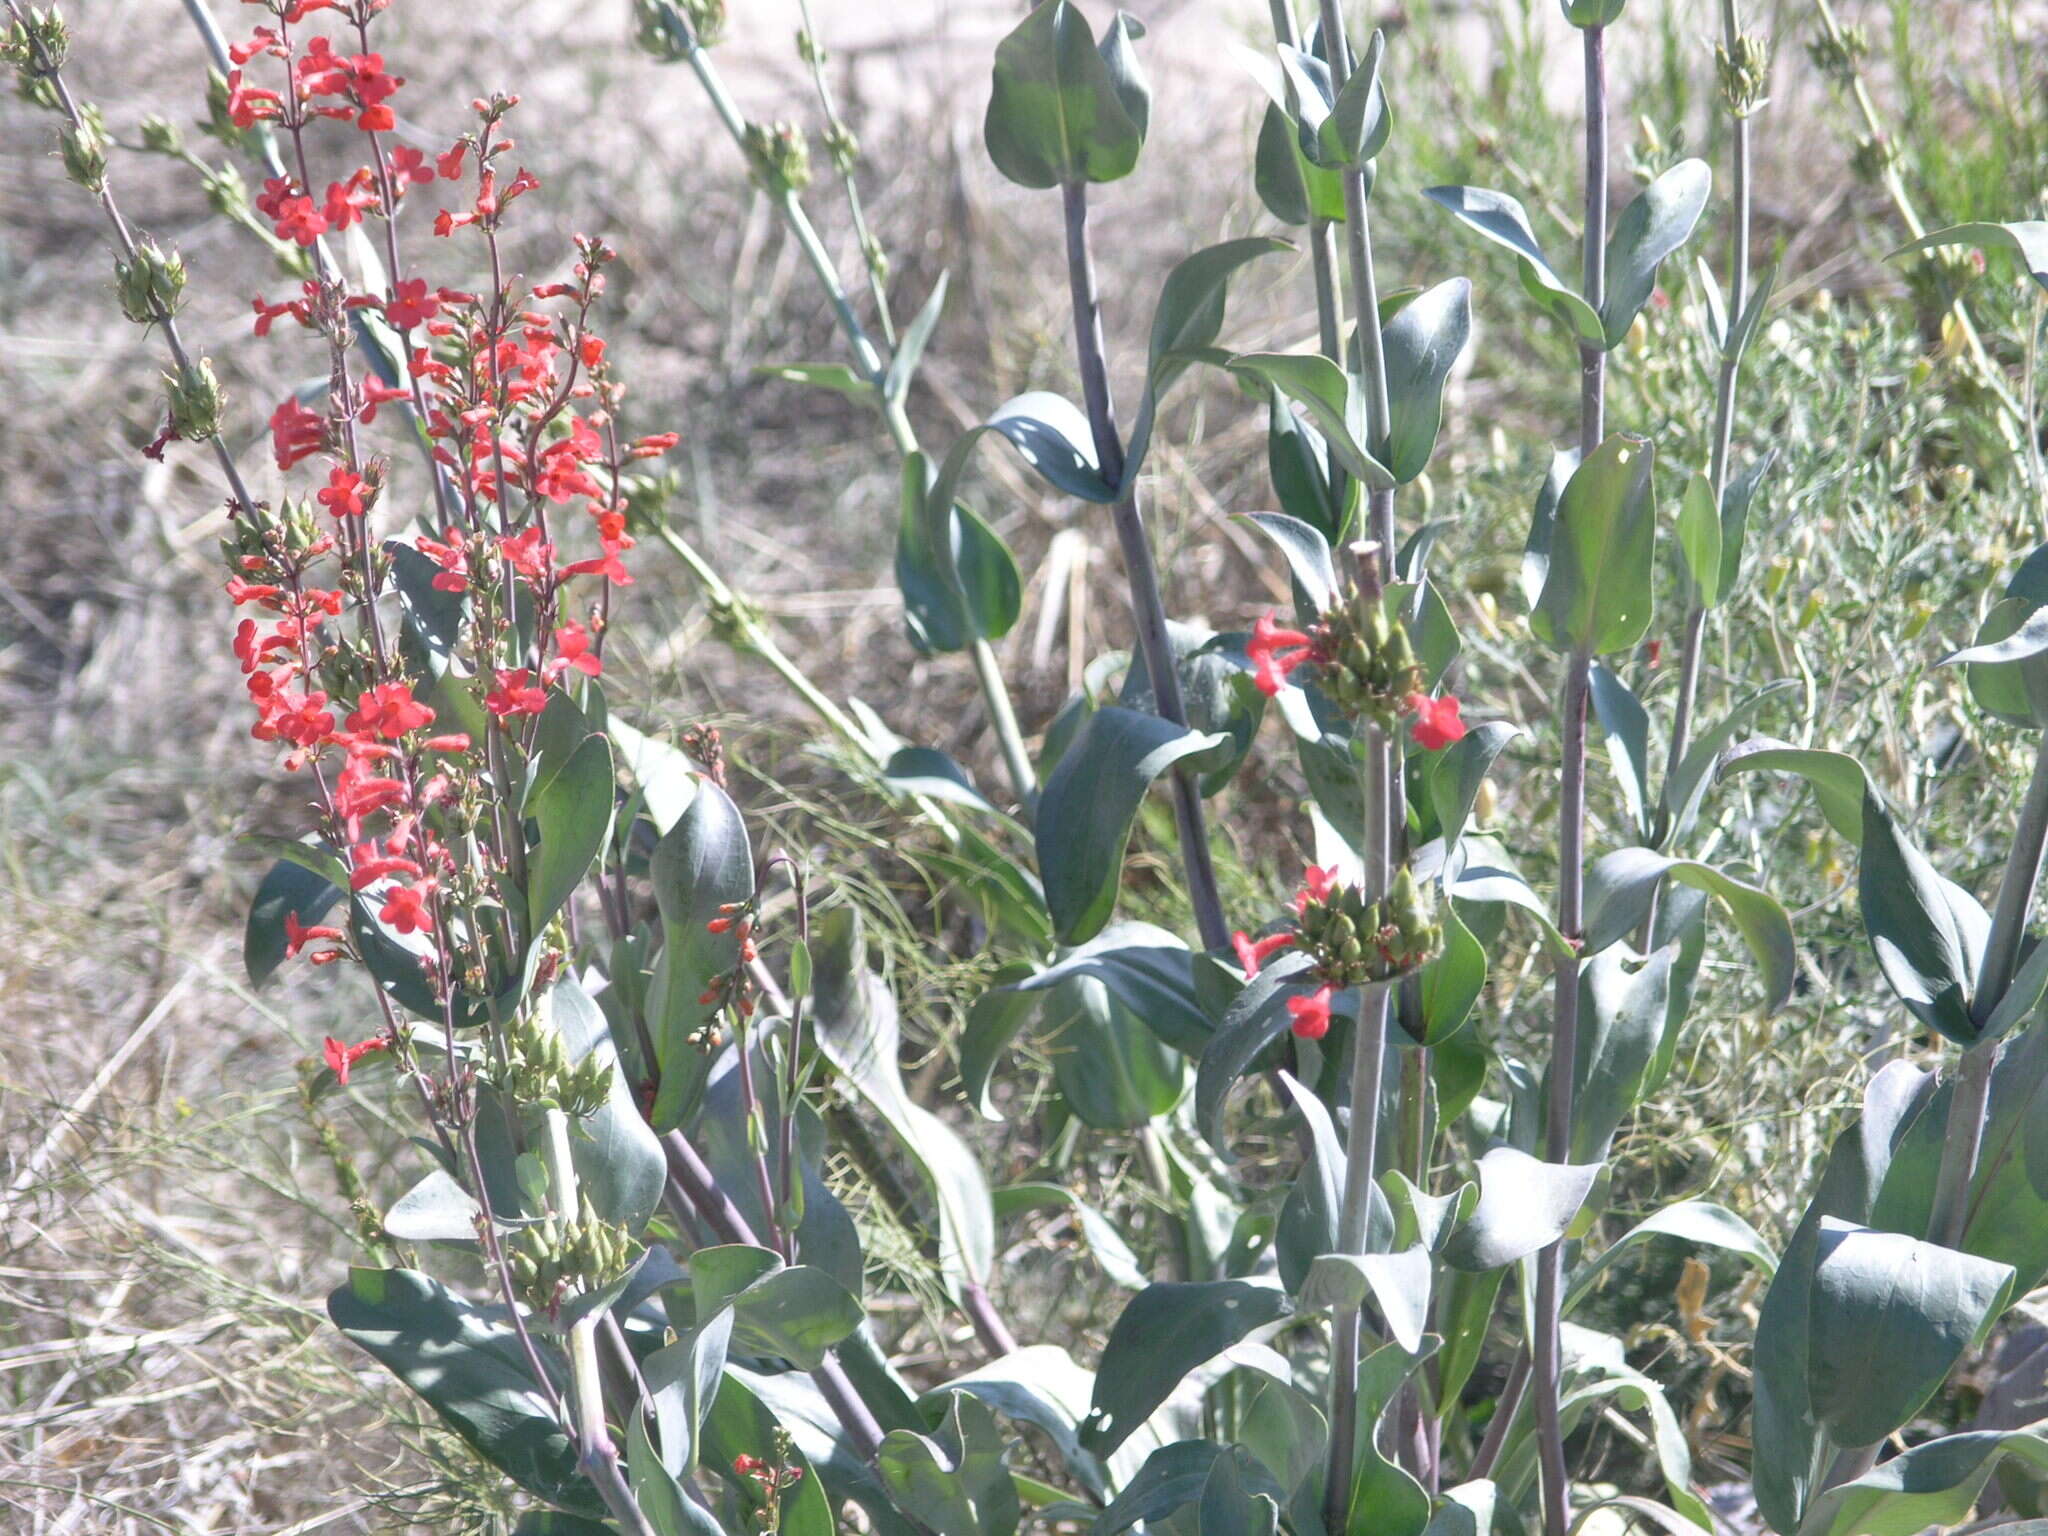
[387,144,434,186]
[1247,611,1320,696]
[385,277,440,330]
[345,681,434,739]
[436,140,468,179]
[498,525,555,586]
[379,881,435,935]
[543,621,602,683]
[1406,692,1467,752]
[270,396,326,469]
[323,1034,388,1085]
[1290,863,1343,915]
[485,668,548,718]
[1231,929,1296,978]
[415,528,469,592]
[223,68,281,128]
[316,466,368,518]
[271,194,329,246]
[1286,984,1335,1040]
[284,910,345,958]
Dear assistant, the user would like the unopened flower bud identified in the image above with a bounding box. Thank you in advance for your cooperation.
[743,119,811,195]
[1807,24,1867,82]
[60,110,107,191]
[166,358,225,441]
[138,113,184,155]
[116,239,187,323]
[1560,0,1625,27]
[1715,33,1770,117]
[2,6,69,76]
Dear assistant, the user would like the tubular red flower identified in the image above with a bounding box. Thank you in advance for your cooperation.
[1247,611,1320,696]
[1405,692,1468,752]
[1286,984,1335,1039]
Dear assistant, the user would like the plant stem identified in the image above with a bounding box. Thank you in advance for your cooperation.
[1578,26,1609,458]
[1535,653,1592,1536]
[1058,177,1230,952]
[1928,734,2048,1245]
[662,19,1038,807]
[542,1109,658,1536]
[1651,0,1756,911]
[661,1129,887,1456]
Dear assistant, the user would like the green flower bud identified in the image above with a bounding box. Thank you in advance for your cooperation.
[743,120,811,195]
[60,109,107,192]
[138,113,184,155]
[1560,0,1625,28]
[116,239,186,323]
[2,6,69,75]
[166,358,224,441]
[1715,33,1771,118]
[1806,24,1867,82]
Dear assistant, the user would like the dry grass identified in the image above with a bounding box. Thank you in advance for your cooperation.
[1,0,2033,1527]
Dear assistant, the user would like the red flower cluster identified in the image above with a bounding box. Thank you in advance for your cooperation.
[208,15,679,1031]
[323,1033,389,1085]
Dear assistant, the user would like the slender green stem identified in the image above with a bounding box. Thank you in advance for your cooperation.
[543,1109,659,1536]
[1650,0,1756,918]
[663,21,1038,806]
[1929,734,2048,1246]
[1535,654,1592,1536]
[1059,178,1231,951]
[1578,26,1609,459]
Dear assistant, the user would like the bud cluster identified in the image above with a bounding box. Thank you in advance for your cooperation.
[743,119,812,195]
[493,1006,614,1119]
[508,1196,635,1311]
[116,239,187,323]
[1807,23,1868,83]
[1293,865,1442,992]
[1314,592,1423,730]
[1715,32,1771,118]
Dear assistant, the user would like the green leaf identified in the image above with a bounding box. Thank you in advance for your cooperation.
[608,715,700,835]
[812,909,996,1292]
[244,852,341,987]
[757,361,876,402]
[1124,237,1291,488]
[1040,971,1186,1130]
[1716,739,1868,845]
[1415,897,1487,1044]
[550,979,665,1233]
[701,1371,839,1536]
[983,0,1144,189]
[1317,32,1391,168]
[958,973,1039,1119]
[1860,783,1988,1045]
[1580,848,1798,1015]
[1600,159,1711,346]
[1564,1199,1776,1314]
[1806,1218,2014,1448]
[1080,1280,1294,1457]
[877,1392,1021,1536]
[1718,448,1774,602]
[1798,1428,2048,1536]
[1097,11,1150,140]
[1198,1440,1282,1536]
[1228,353,1395,490]
[1379,277,1471,482]
[1724,260,1781,366]
[1893,220,2048,293]
[1531,434,1657,657]
[1033,705,1227,944]
[527,730,615,938]
[1520,447,1582,610]
[1952,565,2048,728]
[1303,1246,1433,1353]
[1120,623,1269,797]
[642,1307,732,1476]
[1343,1339,1435,1536]
[1562,944,1675,1162]
[1442,1147,1601,1272]
[1100,1444,1287,1536]
[899,452,1024,656]
[1254,102,1347,226]
[1274,1068,1395,1292]
[647,778,753,1129]
[1589,661,1654,842]
[1243,510,1340,615]
[1196,952,1321,1153]
[884,272,948,405]
[1423,184,1605,344]
[1676,470,1724,606]
[880,746,1001,815]
[626,1405,725,1536]
[1015,921,1211,1055]
[928,392,1115,519]
[1661,679,1800,847]
[328,1267,596,1513]
[1431,721,1523,862]
[924,1343,1110,1498]
[688,1246,863,1371]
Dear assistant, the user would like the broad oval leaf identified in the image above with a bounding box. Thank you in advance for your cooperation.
[1532,434,1657,658]
[1423,184,1604,344]
[1894,220,2048,293]
[1228,353,1394,490]
[1442,1146,1602,1272]
[647,777,754,1129]
[1034,705,1227,945]
[1379,277,1471,483]
[1599,159,1711,346]
[1079,1280,1293,1457]
[984,0,1145,188]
